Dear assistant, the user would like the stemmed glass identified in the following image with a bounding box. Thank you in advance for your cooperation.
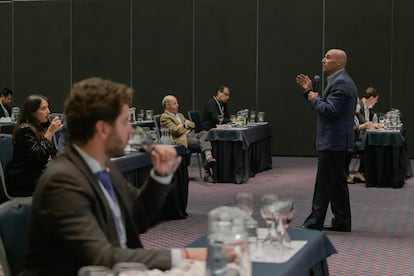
[274,199,295,249]
[259,194,279,245]
[217,114,224,125]
[234,192,254,217]
[127,126,181,173]
[112,262,148,275]
[77,266,112,276]
[128,126,154,152]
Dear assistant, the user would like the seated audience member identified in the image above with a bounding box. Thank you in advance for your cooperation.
[7,94,62,196]
[23,78,206,276]
[160,95,216,183]
[0,87,13,118]
[201,85,231,130]
[360,86,379,122]
[346,98,383,183]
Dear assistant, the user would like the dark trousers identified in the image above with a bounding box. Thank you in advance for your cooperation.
[304,151,352,229]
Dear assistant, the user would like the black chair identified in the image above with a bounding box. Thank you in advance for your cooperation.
[0,197,32,276]
[0,134,14,202]
[153,114,161,130]
[187,110,203,179]
[187,110,203,133]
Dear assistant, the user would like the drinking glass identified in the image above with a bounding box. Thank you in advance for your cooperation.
[274,199,295,248]
[145,110,153,121]
[257,112,265,123]
[234,192,254,217]
[128,126,181,173]
[259,194,279,245]
[379,115,385,126]
[112,262,147,276]
[128,127,154,152]
[217,114,224,125]
[77,266,112,276]
[249,111,256,123]
[128,107,136,123]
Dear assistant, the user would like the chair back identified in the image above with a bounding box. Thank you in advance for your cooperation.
[187,110,202,133]
[0,197,32,276]
[153,114,161,130]
[0,134,13,201]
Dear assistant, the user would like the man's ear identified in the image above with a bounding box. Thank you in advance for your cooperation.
[95,120,109,139]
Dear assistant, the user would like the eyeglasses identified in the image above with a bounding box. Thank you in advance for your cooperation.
[221,91,230,97]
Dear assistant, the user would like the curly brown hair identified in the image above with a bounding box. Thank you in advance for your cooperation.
[64,77,133,144]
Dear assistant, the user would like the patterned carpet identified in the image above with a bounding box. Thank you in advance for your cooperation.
[141,156,414,275]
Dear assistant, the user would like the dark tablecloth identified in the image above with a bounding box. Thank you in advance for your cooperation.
[362,130,412,188]
[188,228,336,276]
[130,120,156,129]
[0,122,15,134]
[112,145,190,220]
[206,124,272,184]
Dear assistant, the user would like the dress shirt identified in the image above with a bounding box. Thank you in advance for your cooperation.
[0,102,9,117]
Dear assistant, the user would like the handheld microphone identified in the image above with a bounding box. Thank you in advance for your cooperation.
[303,75,321,100]
[312,75,320,92]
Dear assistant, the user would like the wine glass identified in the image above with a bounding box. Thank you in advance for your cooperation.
[274,199,295,249]
[128,126,181,173]
[77,266,112,276]
[128,126,154,152]
[234,192,254,217]
[112,262,148,275]
[259,194,279,245]
[217,114,224,125]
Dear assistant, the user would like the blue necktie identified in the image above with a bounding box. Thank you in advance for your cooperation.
[96,169,124,246]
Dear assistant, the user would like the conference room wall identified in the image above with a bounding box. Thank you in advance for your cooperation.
[1,0,413,157]
[12,1,71,112]
[392,0,414,150]
[0,2,12,89]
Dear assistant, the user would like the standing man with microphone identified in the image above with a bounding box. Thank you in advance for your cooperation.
[296,48,357,232]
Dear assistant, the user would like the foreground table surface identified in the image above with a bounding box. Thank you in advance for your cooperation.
[188,228,336,276]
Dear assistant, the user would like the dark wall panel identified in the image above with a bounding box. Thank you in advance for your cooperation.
[392,0,414,151]
[325,0,392,114]
[132,0,193,115]
[0,2,12,92]
[72,0,130,88]
[194,0,257,114]
[259,0,323,156]
[13,1,70,111]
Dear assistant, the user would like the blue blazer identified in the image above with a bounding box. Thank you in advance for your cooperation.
[310,70,357,151]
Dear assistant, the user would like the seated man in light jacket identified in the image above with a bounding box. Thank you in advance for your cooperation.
[160,94,216,183]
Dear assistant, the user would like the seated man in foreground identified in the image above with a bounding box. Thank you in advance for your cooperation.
[23,77,205,276]
[160,95,216,183]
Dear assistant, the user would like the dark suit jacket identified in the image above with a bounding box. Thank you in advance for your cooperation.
[7,124,57,196]
[23,145,174,276]
[0,102,11,118]
[310,70,357,151]
[201,97,230,130]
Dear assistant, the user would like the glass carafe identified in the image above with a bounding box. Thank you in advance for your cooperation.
[206,206,251,276]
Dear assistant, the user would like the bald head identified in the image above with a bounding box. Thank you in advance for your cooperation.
[322,48,348,75]
[162,94,179,113]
